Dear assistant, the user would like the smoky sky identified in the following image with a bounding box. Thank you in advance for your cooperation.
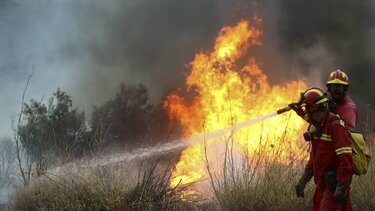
[0,0,253,136]
[1,0,375,136]
[274,0,375,128]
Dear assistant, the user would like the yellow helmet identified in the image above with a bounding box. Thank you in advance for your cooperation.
[326,70,349,86]
[300,87,328,111]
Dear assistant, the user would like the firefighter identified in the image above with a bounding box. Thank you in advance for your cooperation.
[326,70,358,129]
[291,87,353,211]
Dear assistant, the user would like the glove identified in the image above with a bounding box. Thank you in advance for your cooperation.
[333,183,347,204]
[288,103,305,118]
[295,170,313,198]
[295,182,305,198]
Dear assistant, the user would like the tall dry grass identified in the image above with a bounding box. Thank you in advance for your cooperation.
[10,160,211,211]
[351,134,375,210]
[205,129,313,211]
[207,130,375,210]
[12,172,127,210]
[209,161,314,210]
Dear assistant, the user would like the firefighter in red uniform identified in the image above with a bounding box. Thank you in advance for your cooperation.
[326,70,358,129]
[290,87,353,211]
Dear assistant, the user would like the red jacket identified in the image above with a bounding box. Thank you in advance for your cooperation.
[336,95,358,128]
[305,112,353,185]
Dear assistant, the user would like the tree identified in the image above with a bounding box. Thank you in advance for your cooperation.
[47,89,87,158]
[17,89,87,170]
[17,100,49,163]
[91,84,154,147]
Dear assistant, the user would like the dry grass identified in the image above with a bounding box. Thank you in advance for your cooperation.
[10,160,210,211]
[12,172,127,210]
[351,134,375,210]
[211,162,314,211]
[207,133,375,211]
[205,132,313,211]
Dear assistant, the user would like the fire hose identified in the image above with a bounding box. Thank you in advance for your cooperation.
[276,106,292,114]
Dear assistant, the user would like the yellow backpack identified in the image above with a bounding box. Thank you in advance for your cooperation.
[350,132,372,175]
[309,116,372,175]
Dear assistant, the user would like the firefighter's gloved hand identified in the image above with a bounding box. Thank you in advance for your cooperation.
[295,183,305,198]
[295,170,313,198]
[288,103,305,118]
[333,183,347,204]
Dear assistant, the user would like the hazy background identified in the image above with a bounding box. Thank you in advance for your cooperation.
[1,0,374,137]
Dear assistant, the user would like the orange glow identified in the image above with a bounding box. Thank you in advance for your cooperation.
[163,19,307,187]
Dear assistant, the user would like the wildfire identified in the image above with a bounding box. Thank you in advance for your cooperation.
[163,19,307,187]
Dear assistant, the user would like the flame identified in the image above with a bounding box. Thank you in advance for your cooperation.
[163,19,307,187]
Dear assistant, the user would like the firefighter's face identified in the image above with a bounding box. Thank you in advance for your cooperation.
[327,84,347,102]
[306,107,325,124]
[308,111,323,123]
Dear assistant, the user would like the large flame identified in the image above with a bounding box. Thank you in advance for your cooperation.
[163,19,307,187]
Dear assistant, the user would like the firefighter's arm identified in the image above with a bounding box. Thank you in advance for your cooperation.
[331,120,353,183]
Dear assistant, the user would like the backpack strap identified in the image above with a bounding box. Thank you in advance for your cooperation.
[328,114,341,134]
[328,114,354,144]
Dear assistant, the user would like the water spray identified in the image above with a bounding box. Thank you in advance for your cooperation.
[198,105,292,142]
[49,105,293,174]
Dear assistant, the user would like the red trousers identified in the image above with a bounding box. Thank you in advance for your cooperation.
[313,186,352,211]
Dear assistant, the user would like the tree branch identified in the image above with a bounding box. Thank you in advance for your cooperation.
[14,66,35,186]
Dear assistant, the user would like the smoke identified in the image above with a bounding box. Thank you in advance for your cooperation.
[1,0,375,137]
[274,0,375,127]
[252,0,375,129]
[42,0,258,107]
[0,0,252,135]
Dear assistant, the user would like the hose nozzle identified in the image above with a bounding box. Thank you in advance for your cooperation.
[277,106,292,114]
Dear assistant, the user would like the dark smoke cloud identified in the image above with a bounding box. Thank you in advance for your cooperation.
[271,0,375,129]
[60,0,256,106]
